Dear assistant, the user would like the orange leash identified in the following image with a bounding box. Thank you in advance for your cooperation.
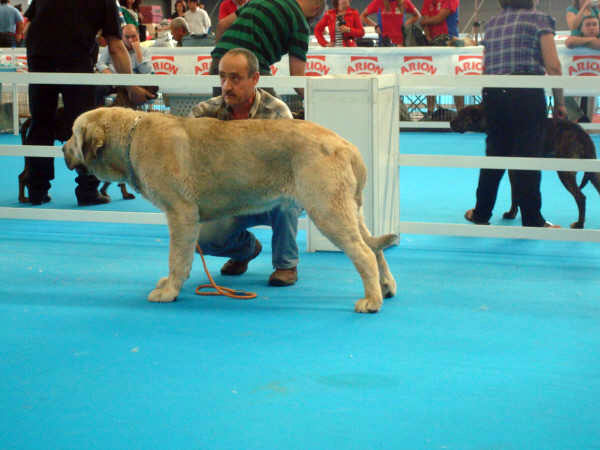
[195,244,257,300]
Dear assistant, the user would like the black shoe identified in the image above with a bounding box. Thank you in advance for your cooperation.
[77,193,111,206]
[29,193,51,206]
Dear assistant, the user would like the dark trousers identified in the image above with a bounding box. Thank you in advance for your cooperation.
[473,87,547,227]
[0,32,15,47]
[25,56,100,199]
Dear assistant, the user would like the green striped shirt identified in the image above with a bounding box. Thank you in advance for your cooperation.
[211,0,310,73]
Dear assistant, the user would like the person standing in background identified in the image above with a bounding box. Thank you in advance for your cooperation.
[566,1,600,122]
[0,0,23,47]
[315,0,364,47]
[171,0,187,19]
[185,0,211,35]
[360,0,419,47]
[464,0,567,228]
[420,0,461,116]
[23,0,152,206]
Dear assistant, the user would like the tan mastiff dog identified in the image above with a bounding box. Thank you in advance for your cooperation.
[63,107,398,313]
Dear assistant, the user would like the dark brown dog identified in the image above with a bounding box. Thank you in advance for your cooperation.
[18,104,137,203]
[450,104,600,228]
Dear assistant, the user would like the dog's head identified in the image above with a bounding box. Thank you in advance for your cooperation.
[62,109,106,171]
[450,104,487,133]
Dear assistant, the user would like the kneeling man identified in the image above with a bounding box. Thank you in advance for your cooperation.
[189,48,300,286]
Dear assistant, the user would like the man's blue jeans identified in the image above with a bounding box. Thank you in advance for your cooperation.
[197,203,301,269]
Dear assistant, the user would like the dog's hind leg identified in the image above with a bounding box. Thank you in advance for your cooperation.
[357,217,398,299]
[148,205,200,302]
[18,168,29,203]
[306,197,383,313]
[558,171,586,229]
[580,171,600,198]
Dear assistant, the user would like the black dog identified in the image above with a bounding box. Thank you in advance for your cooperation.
[450,104,600,228]
[18,106,135,203]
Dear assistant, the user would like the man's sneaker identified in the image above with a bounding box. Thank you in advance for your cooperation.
[543,221,561,228]
[220,240,262,276]
[268,267,298,287]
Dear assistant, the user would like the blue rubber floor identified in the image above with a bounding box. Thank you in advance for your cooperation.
[1,132,600,449]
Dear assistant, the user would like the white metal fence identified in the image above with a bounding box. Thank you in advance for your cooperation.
[2,71,600,243]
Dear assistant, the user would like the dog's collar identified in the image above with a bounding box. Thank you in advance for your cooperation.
[125,115,143,193]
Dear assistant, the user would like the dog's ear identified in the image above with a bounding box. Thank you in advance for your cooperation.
[82,123,105,160]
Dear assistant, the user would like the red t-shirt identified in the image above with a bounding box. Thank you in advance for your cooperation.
[421,0,451,39]
[365,0,418,45]
[219,0,239,19]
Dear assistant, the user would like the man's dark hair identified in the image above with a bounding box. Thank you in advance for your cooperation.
[499,0,534,9]
[0,0,9,4]
[225,48,259,77]
[119,0,141,9]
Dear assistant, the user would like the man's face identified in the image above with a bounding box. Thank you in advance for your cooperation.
[189,1,198,11]
[122,25,139,50]
[218,53,259,108]
[170,25,186,43]
[581,18,600,38]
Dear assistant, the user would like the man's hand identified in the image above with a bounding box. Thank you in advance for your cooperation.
[338,25,351,33]
[126,86,157,105]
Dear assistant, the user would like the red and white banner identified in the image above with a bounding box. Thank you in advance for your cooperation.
[0,45,593,78]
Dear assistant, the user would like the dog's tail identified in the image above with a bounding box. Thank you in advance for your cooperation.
[580,172,600,195]
[363,233,399,253]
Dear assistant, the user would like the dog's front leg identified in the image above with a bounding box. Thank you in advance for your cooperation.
[148,208,200,303]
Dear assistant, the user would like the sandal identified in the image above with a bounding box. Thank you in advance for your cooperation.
[464,208,490,225]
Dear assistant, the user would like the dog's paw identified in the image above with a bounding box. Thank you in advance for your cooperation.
[148,286,178,303]
[381,276,396,299]
[354,298,382,313]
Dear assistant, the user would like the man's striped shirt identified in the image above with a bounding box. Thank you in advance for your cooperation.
[211,0,310,73]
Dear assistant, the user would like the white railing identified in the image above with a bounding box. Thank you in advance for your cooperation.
[1,71,600,243]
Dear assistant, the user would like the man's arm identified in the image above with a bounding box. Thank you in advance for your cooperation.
[420,8,450,26]
[202,9,211,31]
[106,35,132,74]
[215,11,237,42]
[15,18,24,43]
[565,35,598,49]
[540,33,567,119]
[289,55,306,98]
[135,47,153,74]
